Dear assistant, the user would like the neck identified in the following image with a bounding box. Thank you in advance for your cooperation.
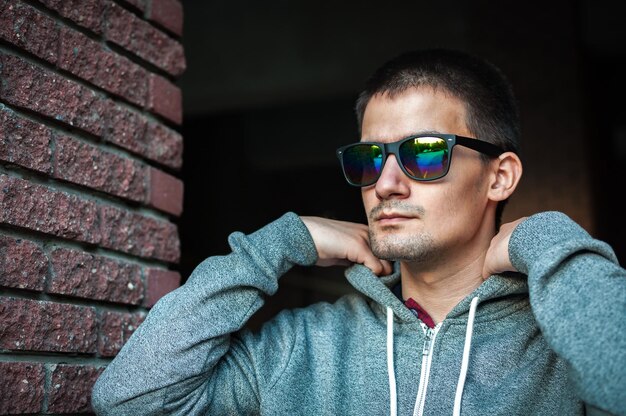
[400,254,485,324]
[399,217,496,324]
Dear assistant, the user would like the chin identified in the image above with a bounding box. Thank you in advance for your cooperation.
[373,222,418,237]
[369,230,436,263]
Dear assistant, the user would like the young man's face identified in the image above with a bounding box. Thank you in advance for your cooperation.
[360,87,493,266]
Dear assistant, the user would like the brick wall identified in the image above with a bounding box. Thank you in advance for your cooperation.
[0,0,185,414]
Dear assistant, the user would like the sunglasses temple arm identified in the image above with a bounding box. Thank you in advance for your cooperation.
[455,136,504,157]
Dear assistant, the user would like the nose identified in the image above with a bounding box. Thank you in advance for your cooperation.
[373,154,411,200]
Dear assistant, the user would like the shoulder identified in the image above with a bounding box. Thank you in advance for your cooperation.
[231,293,377,386]
[262,292,376,332]
[237,293,377,347]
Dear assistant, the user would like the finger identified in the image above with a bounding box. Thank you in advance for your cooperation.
[481,263,492,280]
[354,230,393,276]
[381,260,394,276]
[363,258,384,276]
[358,250,390,276]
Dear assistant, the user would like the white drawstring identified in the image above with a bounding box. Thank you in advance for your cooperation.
[453,296,479,416]
[387,306,397,416]
[387,297,479,416]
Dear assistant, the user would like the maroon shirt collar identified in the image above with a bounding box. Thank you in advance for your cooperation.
[392,282,436,328]
[404,297,436,329]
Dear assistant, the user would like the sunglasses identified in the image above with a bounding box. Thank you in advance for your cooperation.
[336,134,504,187]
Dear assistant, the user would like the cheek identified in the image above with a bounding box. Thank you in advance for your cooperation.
[361,189,376,220]
[428,177,487,234]
[443,158,490,213]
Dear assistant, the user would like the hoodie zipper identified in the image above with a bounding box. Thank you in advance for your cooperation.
[412,322,442,416]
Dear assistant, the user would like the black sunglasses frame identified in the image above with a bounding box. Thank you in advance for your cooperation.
[336,134,504,187]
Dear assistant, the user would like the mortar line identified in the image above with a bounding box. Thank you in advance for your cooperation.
[0,224,177,269]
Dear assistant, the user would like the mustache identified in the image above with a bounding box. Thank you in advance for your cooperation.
[368,201,425,221]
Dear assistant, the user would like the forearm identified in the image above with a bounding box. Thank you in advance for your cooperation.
[509,212,626,415]
[91,212,317,415]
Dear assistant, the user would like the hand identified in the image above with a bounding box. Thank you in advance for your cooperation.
[482,217,527,279]
[300,216,393,276]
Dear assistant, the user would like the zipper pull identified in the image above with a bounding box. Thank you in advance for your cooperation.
[422,328,434,356]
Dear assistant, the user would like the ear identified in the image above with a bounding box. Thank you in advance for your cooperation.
[487,152,523,202]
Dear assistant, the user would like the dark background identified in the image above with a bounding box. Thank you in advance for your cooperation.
[178,0,625,329]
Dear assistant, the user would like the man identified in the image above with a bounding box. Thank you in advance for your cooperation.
[92,49,626,415]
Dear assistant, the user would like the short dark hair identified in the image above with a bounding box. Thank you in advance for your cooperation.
[355,48,521,227]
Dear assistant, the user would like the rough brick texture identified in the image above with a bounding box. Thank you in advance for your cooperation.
[0,298,97,353]
[149,167,184,215]
[0,173,182,261]
[48,365,103,414]
[49,248,143,305]
[144,267,181,307]
[0,2,185,414]
[105,104,183,169]
[144,118,184,169]
[0,362,45,414]
[0,0,59,64]
[99,205,180,262]
[0,53,184,168]
[149,0,184,37]
[0,103,52,174]
[98,310,145,356]
[104,103,148,155]
[53,135,147,202]
[37,0,105,35]
[58,26,149,107]
[0,235,48,291]
[106,2,186,77]
[0,175,101,244]
[0,53,109,137]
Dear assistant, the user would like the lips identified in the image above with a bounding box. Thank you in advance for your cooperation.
[375,211,417,224]
[369,203,425,225]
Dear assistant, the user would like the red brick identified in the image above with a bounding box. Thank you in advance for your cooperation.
[0,235,48,291]
[143,267,180,307]
[106,2,186,77]
[0,104,52,174]
[53,135,147,202]
[148,0,183,36]
[48,364,103,414]
[149,167,183,216]
[103,104,182,169]
[0,362,45,414]
[145,120,183,169]
[0,0,59,64]
[58,27,149,107]
[98,310,145,356]
[0,175,100,244]
[49,248,143,305]
[0,53,109,137]
[37,0,105,35]
[147,73,182,124]
[0,298,97,353]
[104,103,148,155]
[99,205,180,262]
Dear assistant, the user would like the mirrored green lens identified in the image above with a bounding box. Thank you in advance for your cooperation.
[399,137,449,179]
[342,144,383,185]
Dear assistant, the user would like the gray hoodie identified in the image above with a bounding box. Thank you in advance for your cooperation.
[91,211,626,415]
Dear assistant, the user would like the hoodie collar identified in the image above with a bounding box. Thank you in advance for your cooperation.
[345,262,529,323]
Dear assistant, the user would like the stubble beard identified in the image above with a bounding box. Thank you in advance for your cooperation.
[367,201,436,262]
[369,226,436,262]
